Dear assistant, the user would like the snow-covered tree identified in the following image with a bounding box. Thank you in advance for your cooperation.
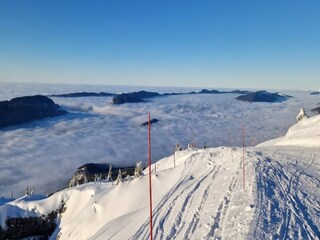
[25,186,29,195]
[83,175,88,184]
[94,174,99,182]
[176,143,182,151]
[134,161,143,178]
[115,169,123,184]
[296,108,309,122]
[30,186,35,195]
[107,165,113,181]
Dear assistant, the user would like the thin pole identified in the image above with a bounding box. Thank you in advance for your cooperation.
[242,125,245,191]
[174,150,176,168]
[148,114,153,240]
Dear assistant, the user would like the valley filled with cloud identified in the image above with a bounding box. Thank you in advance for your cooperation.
[0,83,318,196]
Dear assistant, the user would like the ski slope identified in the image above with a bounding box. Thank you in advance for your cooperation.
[1,116,320,239]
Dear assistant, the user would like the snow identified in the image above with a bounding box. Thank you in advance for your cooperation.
[0,84,320,239]
[1,144,319,239]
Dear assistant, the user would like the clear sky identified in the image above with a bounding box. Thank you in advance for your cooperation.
[0,0,319,90]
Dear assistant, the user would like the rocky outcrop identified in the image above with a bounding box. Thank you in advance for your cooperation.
[0,95,67,128]
[230,90,252,94]
[311,106,320,114]
[198,89,251,95]
[141,118,159,126]
[310,91,320,95]
[0,212,57,239]
[112,93,146,104]
[199,89,221,94]
[49,92,116,97]
[112,91,161,104]
[69,163,136,187]
[236,91,290,103]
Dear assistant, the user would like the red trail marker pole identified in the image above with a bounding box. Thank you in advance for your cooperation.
[148,114,153,240]
[242,125,245,191]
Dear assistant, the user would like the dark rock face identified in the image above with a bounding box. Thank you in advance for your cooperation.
[141,118,159,126]
[236,91,290,103]
[311,106,320,114]
[112,93,145,104]
[50,92,116,97]
[0,213,57,239]
[112,91,161,104]
[0,95,67,128]
[69,163,136,187]
[310,91,320,95]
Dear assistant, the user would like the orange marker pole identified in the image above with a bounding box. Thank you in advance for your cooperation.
[148,114,153,240]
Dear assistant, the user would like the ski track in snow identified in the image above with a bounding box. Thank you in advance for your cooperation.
[89,147,320,240]
[252,150,320,240]
[128,150,244,240]
[205,169,239,240]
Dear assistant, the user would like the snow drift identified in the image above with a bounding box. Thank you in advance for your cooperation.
[258,114,320,147]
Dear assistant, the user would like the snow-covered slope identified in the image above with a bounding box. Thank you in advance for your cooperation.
[258,114,320,147]
[1,116,320,239]
[1,147,319,239]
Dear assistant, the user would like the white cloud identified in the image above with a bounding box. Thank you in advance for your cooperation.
[0,84,318,196]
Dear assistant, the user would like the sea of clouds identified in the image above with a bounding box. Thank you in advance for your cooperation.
[0,83,318,196]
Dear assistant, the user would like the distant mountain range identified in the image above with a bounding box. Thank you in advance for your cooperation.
[50,89,288,104]
[0,89,292,129]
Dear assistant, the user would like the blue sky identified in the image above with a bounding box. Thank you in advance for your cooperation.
[0,0,319,90]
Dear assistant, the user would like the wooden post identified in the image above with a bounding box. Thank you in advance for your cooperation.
[148,114,153,240]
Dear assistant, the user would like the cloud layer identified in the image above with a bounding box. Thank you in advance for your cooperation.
[0,83,318,196]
